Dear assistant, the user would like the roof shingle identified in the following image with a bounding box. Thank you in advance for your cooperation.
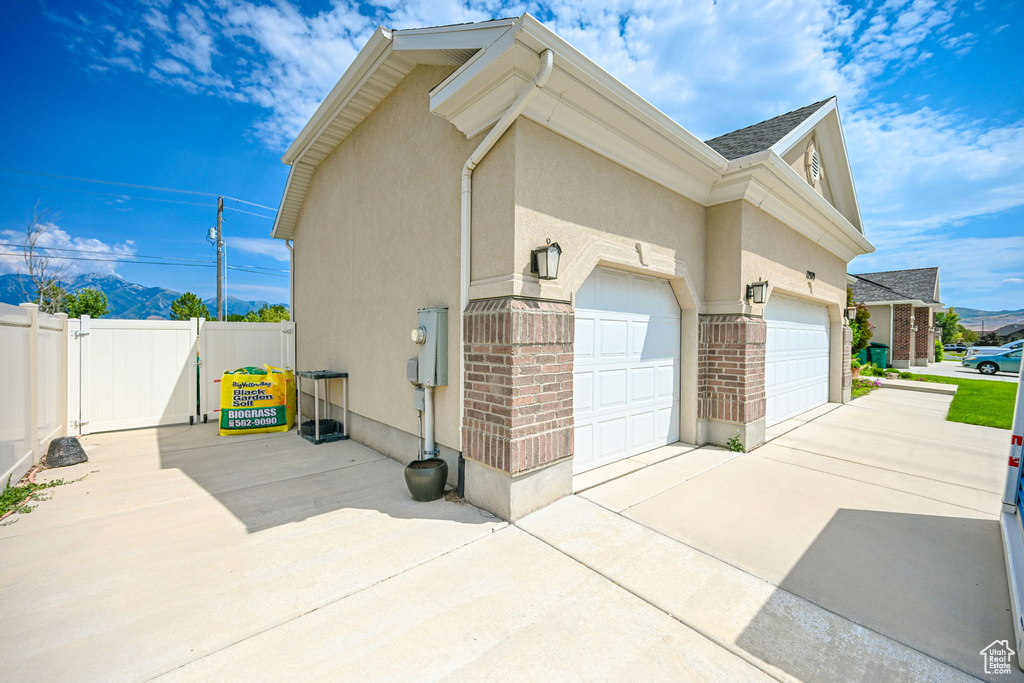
[850,267,940,305]
[704,98,834,160]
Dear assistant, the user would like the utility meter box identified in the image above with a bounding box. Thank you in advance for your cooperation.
[416,308,448,387]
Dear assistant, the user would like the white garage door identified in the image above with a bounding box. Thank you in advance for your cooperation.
[764,294,830,426]
[573,268,680,474]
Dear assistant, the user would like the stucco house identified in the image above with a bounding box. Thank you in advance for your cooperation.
[994,323,1024,344]
[850,268,942,368]
[271,15,874,520]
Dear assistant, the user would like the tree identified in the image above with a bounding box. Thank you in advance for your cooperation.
[64,288,108,318]
[170,292,211,320]
[978,331,1001,346]
[255,304,289,322]
[847,287,873,353]
[935,308,960,343]
[960,326,979,344]
[18,202,69,313]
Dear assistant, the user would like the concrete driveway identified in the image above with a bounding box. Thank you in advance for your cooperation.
[920,359,1020,382]
[0,388,1016,681]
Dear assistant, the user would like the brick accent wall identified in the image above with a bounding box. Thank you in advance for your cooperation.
[698,314,766,424]
[842,324,852,392]
[463,298,574,475]
[914,307,931,360]
[892,304,914,362]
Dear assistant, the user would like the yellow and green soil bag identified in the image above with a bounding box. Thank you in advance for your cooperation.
[219,365,295,435]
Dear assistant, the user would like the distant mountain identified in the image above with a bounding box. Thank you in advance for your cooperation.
[951,306,1024,331]
[0,273,286,320]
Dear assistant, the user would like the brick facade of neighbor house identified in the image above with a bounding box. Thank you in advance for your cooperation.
[698,314,767,425]
[842,325,852,391]
[914,306,932,361]
[462,297,574,475]
[892,304,914,362]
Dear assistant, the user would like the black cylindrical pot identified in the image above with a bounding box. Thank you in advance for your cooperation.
[404,458,448,502]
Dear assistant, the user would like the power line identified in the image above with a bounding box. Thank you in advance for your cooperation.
[0,167,277,212]
[0,242,288,274]
[224,206,274,220]
[0,252,289,277]
[0,181,213,207]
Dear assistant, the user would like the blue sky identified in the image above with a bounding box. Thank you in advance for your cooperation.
[1,0,1021,310]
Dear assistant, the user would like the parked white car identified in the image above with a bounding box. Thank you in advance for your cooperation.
[964,338,1024,359]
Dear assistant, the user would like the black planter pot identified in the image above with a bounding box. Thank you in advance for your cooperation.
[404,458,448,502]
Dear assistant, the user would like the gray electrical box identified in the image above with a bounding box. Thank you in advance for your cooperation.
[406,358,419,384]
[417,307,448,387]
[413,386,425,411]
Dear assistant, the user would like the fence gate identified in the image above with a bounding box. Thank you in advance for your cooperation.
[70,316,199,434]
[198,321,295,424]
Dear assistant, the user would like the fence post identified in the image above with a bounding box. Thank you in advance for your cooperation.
[79,314,91,435]
[20,304,40,464]
[56,312,69,437]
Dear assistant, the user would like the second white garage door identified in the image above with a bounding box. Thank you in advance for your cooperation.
[764,294,830,426]
[573,268,680,474]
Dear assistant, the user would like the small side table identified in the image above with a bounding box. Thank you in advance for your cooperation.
[296,370,349,444]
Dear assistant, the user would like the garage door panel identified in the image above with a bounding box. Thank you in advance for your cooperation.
[765,294,830,427]
[574,371,594,413]
[630,366,655,402]
[573,268,681,474]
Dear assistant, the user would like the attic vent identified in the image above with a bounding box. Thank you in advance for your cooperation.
[810,149,821,182]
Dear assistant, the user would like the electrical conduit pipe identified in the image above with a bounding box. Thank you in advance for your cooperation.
[458,48,555,493]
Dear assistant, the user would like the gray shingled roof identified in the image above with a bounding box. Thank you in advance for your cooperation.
[850,268,940,305]
[994,323,1024,336]
[704,98,834,160]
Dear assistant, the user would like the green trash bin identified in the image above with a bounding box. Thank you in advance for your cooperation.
[866,342,889,369]
[855,348,869,365]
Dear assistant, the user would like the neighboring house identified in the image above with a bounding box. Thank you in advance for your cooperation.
[994,323,1024,344]
[271,15,873,520]
[849,268,943,369]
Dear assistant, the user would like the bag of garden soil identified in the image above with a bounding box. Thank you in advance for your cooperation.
[219,365,295,435]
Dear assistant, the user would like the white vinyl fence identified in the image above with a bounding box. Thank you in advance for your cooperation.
[0,303,68,486]
[1,309,295,480]
[198,321,295,423]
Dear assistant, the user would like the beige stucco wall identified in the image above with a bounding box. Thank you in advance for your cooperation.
[866,304,893,346]
[783,133,836,206]
[511,118,706,303]
[292,65,507,452]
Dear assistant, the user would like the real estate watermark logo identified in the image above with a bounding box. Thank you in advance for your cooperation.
[981,640,1016,675]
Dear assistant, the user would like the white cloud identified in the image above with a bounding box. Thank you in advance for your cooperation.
[227,236,289,261]
[0,223,138,278]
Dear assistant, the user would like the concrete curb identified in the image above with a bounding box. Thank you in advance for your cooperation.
[877,378,957,395]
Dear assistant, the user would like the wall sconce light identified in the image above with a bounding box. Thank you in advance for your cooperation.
[845,305,858,320]
[746,280,769,305]
[531,240,562,280]
[806,270,816,281]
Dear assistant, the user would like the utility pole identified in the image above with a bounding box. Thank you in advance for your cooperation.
[216,196,224,321]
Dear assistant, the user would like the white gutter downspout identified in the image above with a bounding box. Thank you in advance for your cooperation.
[458,48,554,491]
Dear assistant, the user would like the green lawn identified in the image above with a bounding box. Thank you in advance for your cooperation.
[906,374,1017,429]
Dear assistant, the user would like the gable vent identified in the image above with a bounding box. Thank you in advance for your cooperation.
[810,149,821,182]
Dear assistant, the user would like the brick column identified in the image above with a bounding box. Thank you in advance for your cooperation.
[462,297,574,519]
[698,314,766,449]
[892,304,914,368]
[842,324,852,402]
[914,307,931,364]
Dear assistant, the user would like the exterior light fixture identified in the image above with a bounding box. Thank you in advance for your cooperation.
[845,305,858,320]
[806,270,816,281]
[531,240,562,280]
[746,280,769,304]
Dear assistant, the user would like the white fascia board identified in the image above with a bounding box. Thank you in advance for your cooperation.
[710,151,873,262]
[282,27,393,164]
[270,164,296,239]
[858,299,929,307]
[429,16,726,204]
[392,18,516,50]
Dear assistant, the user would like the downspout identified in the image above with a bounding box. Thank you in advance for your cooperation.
[457,48,555,497]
